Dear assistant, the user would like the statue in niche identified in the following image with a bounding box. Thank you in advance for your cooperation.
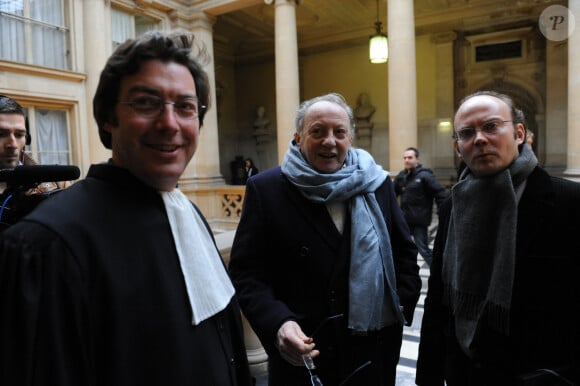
[353,93,375,149]
[354,92,375,129]
[252,105,273,172]
[253,105,271,135]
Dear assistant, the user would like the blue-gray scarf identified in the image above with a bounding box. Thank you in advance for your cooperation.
[281,140,404,331]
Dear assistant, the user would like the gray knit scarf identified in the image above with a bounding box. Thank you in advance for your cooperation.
[281,140,404,332]
[442,144,537,357]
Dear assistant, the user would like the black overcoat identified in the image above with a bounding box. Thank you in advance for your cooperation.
[229,166,421,385]
[416,166,580,385]
[0,164,252,386]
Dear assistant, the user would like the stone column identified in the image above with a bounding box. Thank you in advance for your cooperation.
[565,0,580,181]
[178,11,225,188]
[273,0,301,164]
[387,0,417,173]
[83,0,111,164]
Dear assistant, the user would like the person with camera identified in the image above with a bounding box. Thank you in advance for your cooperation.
[0,95,29,172]
[0,94,39,194]
[0,95,67,228]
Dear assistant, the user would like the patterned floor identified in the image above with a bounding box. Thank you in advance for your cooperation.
[395,260,429,385]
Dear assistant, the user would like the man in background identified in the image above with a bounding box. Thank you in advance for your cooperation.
[0,94,66,228]
[394,147,447,266]
[0,94,65,191]
[0,94,29,171]
[0,94,33,196]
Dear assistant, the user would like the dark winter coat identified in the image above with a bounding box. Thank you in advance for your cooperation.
[229,167,422,386]
[393,165,448,226]
[416,167,580,385]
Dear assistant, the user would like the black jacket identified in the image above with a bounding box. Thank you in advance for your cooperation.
[229,167,421,385]
[416,167,580,386]
[394,165,448,226]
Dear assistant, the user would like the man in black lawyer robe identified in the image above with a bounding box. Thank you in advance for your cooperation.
[0,32,252,386]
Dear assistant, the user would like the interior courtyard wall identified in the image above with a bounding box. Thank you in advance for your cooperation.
[415,35,450,178]
[454,27,558,169]
[297,36,451,176]
[416,35,437,121]
[300,44,390,168]
[223,37,454,176]
[231,60,277,178]
[215,59,240,184]
[432,33,458,180]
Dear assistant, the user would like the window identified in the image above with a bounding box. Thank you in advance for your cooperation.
[23,107,70,165]
[475,40,522,62]
[111,8,158,50]
[0,0,70,70]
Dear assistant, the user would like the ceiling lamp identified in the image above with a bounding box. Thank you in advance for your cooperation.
[369,0,388,64]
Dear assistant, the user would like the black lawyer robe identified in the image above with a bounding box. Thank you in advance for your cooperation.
[0,163,252,386]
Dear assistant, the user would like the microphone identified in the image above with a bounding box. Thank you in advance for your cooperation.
[0,165,81,186]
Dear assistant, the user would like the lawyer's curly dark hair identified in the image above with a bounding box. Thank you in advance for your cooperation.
[93,31,210,149]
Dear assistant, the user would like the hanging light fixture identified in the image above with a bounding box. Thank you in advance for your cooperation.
[369,0,388,63]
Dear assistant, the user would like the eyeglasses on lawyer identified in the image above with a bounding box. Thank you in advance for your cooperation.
[119,95,206,120]
[453,119,512,142]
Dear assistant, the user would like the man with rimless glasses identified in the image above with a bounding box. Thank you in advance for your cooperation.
[416,91,580,385]
[0,32,252,386]
[230,93,422,385]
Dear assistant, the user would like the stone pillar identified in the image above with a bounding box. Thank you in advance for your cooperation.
[387,0,417,173]
[565,0,580,181]
[273,0,301,164]
[178,11,225,188]
[83,0,111,164]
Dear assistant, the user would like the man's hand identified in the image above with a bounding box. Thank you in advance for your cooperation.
[276,320,318,366]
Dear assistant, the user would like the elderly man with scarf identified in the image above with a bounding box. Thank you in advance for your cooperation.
[229,93,421,386]
[416,91,580,386]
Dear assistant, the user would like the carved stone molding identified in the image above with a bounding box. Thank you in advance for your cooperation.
[264,0,301,5]
[431,31,458,44]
